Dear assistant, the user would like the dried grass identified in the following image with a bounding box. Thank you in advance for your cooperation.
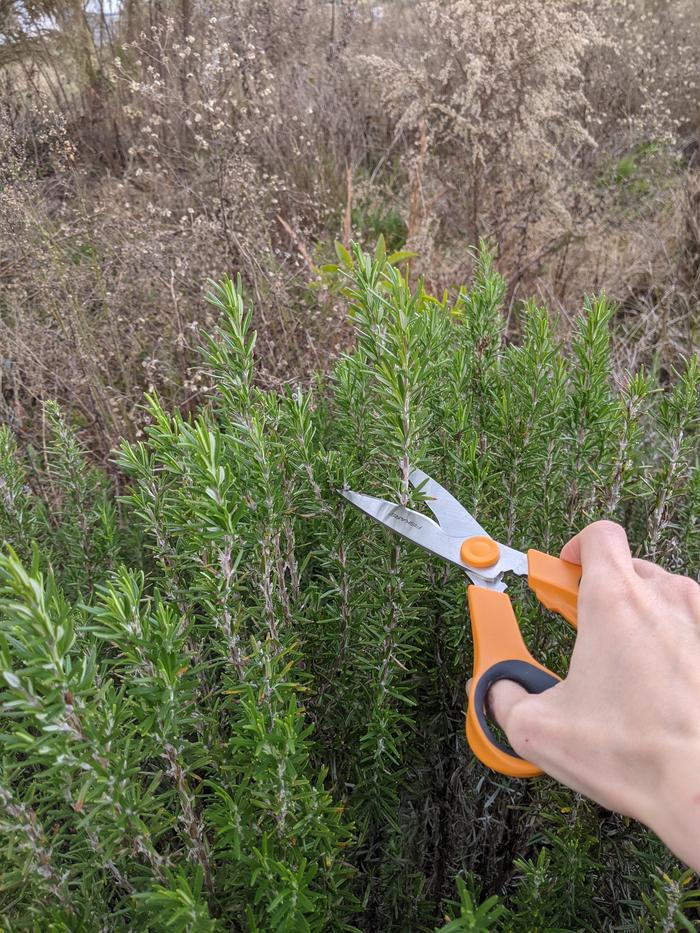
[0,0,698,457]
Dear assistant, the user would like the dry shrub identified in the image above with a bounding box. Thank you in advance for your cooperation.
[358,0,700,314]
[0,4,374,455]
[0,0,698,458]
[360,0,601,246]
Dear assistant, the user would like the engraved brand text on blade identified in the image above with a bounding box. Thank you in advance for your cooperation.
[390,510,422,530]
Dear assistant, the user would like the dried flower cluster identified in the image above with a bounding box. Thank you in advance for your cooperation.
[0,0,698,456]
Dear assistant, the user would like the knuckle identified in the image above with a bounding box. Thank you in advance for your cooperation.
[582,521,632,569]
[631,557,661,576]
[670,574,700,600]
[677,572,698,590]
[585,520,628,553]
[587,519,624,537]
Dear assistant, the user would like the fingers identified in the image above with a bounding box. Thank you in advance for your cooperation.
[485,679,529,732]
[560,520,634,579]
[632,558,668,581]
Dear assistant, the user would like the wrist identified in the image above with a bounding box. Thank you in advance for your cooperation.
[642,742,700,873]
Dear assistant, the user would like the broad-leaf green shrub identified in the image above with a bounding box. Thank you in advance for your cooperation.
[0,246,698,931]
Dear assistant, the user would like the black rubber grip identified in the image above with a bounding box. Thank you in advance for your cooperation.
[472,660,559,758]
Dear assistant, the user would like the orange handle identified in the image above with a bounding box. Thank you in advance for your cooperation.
[466,585,560,777]
[527,549,581,628]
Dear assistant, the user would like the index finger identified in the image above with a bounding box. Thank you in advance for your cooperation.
[559,520,634,579]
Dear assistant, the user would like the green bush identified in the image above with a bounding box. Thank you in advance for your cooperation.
[0,245,698,931]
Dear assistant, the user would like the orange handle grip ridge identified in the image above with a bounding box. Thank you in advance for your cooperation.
[527,549,581,629]
[466,585,560,778]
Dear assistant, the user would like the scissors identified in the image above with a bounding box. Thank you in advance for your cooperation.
[341,468,582,778]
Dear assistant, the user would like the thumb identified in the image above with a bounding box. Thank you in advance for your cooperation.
[485,679,531,735]
[468,677,550,762]
[467,677,530,734]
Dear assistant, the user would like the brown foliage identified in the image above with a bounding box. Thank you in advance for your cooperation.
[0,0,698,457]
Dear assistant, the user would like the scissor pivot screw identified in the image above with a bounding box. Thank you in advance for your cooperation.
[461,536,500,568]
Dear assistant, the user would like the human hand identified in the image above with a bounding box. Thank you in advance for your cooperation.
[484,520,700,872]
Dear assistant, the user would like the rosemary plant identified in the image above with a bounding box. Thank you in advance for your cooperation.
[0,244,698,930]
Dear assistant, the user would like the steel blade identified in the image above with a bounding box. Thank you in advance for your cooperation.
[409,467,489,538]
[340,489,465,566]
[409,470,529,580]
[341,486,528,584]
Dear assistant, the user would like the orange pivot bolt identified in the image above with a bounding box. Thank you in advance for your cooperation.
[460,535,500,568]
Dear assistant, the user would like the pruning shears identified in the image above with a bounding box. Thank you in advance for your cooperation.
[341,468,582,778]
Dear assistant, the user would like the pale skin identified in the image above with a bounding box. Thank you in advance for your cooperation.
[483,520,700,873]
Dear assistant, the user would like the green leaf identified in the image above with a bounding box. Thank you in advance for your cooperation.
[387,249,417,265]
[334,240,354,269]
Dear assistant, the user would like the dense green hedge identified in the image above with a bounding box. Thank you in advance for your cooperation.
[0,245,699,930]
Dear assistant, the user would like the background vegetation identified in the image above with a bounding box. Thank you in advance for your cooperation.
[1,0,700,929]
[0,0,699,459]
